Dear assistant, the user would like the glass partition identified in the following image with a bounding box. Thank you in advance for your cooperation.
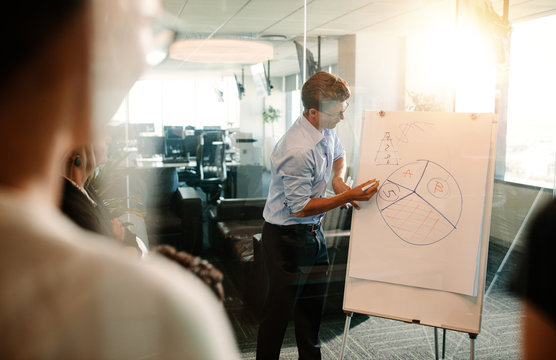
[99,1,555,358]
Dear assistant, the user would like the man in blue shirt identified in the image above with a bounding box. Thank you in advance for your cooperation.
[256,72,379,360]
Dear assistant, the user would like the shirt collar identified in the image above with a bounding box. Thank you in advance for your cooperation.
[299,115,325,146]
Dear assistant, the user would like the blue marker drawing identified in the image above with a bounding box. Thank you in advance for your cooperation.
[374,132,399,166]
[376,160,463,246]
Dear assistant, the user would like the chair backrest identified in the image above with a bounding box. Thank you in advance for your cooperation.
[196,132,227,181]
[183,135,198,157]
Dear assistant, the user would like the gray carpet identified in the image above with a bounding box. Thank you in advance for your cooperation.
[225,241,523,359]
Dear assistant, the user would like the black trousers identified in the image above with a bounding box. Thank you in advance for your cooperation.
[256,221,329,360]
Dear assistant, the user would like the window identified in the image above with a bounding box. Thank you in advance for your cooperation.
[112,76,239,132]
[504,15,556,188]
[162,80,194,126]
[129,79,162,126]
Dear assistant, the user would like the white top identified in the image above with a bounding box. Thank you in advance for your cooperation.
[0,189,239,360]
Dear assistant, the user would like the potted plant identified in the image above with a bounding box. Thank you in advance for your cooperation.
[263,105,281,124]
[89,151,145,222]
[262,105,281,169]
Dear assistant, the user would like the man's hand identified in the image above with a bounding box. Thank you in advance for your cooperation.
[332,177,379,210]
[293,179,380,218]
[346,179,379,210]
[332,176,356,209]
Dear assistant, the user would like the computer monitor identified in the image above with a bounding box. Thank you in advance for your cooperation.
[164,126,184,139]
[129,123,155,139]
[137,136,165,157]
[184,125,196,136]
[294,40,318,79]
[195,129,224,142]
[202,125,222,131]
[164,138,185,158]
[251,62,271,96]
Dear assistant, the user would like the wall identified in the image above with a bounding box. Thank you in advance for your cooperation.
[261,76,286,170]
[238,74,264,143]
[337,35,356,177]
[237,74,285,169]
[337,33,406,179]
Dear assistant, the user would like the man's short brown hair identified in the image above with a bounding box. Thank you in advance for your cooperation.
[301,72,351,113]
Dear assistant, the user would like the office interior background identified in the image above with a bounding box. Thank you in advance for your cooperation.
[103,0,556,358]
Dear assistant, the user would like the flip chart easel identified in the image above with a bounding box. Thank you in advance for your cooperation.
[339,111,497,359]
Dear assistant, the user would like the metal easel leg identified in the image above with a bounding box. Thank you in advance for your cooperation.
[434,327,439,360]
[442,328,446,359]
[469,333,477,360]
[339,312,353,360]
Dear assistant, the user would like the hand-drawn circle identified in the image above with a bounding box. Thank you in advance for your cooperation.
[427,178,450,199]
[378,182,401,202]
[376,160,463,246]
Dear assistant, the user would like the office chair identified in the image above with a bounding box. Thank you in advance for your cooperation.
[189,131,227,205]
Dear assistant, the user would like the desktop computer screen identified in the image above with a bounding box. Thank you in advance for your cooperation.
[129,123,155,139]
[165,138,185,158]
[138,136,165,157]
[164,126,184,139]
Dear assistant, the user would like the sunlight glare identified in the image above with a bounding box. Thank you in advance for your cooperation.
[454,17,497,113]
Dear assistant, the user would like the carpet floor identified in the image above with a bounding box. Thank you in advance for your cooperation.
[222,240,523,359]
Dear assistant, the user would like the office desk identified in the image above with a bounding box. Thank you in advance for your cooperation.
[136,158,240,169]
[135,158,249,198]
[136,158,196,169]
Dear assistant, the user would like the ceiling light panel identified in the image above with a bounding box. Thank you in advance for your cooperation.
[169,39,273,63]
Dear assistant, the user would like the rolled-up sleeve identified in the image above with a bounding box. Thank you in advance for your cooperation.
[332,131,345,161]
[277,148,315,214]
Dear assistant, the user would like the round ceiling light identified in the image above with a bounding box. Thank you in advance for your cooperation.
[259,34,288,41]
[169,39,274,64]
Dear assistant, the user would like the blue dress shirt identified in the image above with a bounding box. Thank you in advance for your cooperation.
[263,115,345,225]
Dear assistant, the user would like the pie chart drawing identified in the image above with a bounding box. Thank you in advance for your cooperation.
[376,160,463,246]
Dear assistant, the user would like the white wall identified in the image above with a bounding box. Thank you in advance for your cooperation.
[337,35,356,174]
[261,77,286,169]
[354,33,405,114]
[337,33,406,178]
[238,74,264,142]
[237,74,286,169]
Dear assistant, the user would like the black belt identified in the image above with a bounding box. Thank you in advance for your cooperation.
[275,221,321,233]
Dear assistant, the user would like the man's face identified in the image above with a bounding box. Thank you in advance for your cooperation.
[317,101,349,129]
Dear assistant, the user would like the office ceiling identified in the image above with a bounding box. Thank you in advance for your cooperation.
[157,0,556,76]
